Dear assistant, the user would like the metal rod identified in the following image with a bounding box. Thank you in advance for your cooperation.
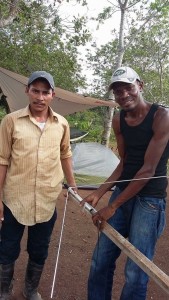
[67,186,169,295]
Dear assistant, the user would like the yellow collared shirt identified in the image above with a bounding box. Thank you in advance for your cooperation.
[0,106,72,225]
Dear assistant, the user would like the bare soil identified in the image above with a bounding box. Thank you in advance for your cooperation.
[11,186,169,300]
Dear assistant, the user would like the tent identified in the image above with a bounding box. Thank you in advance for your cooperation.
[0,67,117,115]
[71,142,119,188]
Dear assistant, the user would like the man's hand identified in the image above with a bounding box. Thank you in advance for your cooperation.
[63,184,78,197]
[92,205,116,230]
[81,191,101,208]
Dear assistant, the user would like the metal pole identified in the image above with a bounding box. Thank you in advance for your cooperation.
[66,185,169,295]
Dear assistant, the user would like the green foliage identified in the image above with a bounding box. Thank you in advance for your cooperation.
[124,16,169,104]
[74,173,107,185]
[0,0,20,25]
[96,6,113,23]
[0,107,6,122]
[1,0,169,145]
[150,0,169,16]
[0,0,91,91]
[66,107,116,144]
[70,0,88,5]
[86,39,119,97]
[86,0,169,105]
[67,108,103,142]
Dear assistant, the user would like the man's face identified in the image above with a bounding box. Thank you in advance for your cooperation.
[112,81,143,111]
[25,79,55,113]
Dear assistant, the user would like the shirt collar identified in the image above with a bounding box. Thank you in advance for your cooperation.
[18,106,58,121]
[48,106,58,121]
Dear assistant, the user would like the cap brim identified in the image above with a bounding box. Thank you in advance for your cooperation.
[108,78,136,91]
[28,76,54,89]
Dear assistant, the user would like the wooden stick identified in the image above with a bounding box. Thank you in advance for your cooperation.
[66,186,169,295]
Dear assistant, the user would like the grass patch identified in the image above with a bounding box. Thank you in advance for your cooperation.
[74,174,106,185]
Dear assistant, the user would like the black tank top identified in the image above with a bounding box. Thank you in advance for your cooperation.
[116,103,169,197]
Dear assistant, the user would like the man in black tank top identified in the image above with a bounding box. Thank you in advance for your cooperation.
[82,66,169,300]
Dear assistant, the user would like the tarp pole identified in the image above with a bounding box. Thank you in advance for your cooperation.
[66,185,169,295]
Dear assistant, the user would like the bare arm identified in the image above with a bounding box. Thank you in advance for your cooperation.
[91,107,169,227]
[111,107,169,210]
[61,157,77,189]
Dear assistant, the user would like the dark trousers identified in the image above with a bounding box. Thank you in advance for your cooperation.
[0,205,57,265]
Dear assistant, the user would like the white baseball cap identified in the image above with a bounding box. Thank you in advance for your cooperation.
[109,66,140,90]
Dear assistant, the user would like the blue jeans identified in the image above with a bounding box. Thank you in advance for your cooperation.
[0,205,57,265]
[88,187,166,300]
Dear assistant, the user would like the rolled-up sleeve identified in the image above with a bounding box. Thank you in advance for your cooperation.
[0,115,13,165]
[60,122,72,160]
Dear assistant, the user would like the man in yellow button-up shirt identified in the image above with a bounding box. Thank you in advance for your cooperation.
[0,71,76,300]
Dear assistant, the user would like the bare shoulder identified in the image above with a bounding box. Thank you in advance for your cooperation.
[156,105,169,116]
[154,106,169,123]
[153,106,169,132]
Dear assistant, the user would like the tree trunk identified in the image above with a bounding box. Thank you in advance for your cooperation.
[101,0,128,146]
[0,0,20,28]
[101,102,115,146]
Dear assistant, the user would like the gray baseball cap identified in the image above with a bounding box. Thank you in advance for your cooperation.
[109,66,140,90]
[28,71,55,89]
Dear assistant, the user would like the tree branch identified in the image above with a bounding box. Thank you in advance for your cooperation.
[126,1,169,49]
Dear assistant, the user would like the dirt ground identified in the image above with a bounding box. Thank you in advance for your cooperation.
[11,186,169,300]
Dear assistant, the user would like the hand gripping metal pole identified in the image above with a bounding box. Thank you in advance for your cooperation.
[65,185,169,296]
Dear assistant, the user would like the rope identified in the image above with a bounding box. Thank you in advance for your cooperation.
[50,174,169,297]
[76,175,168,187]
[50,190,69,299]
